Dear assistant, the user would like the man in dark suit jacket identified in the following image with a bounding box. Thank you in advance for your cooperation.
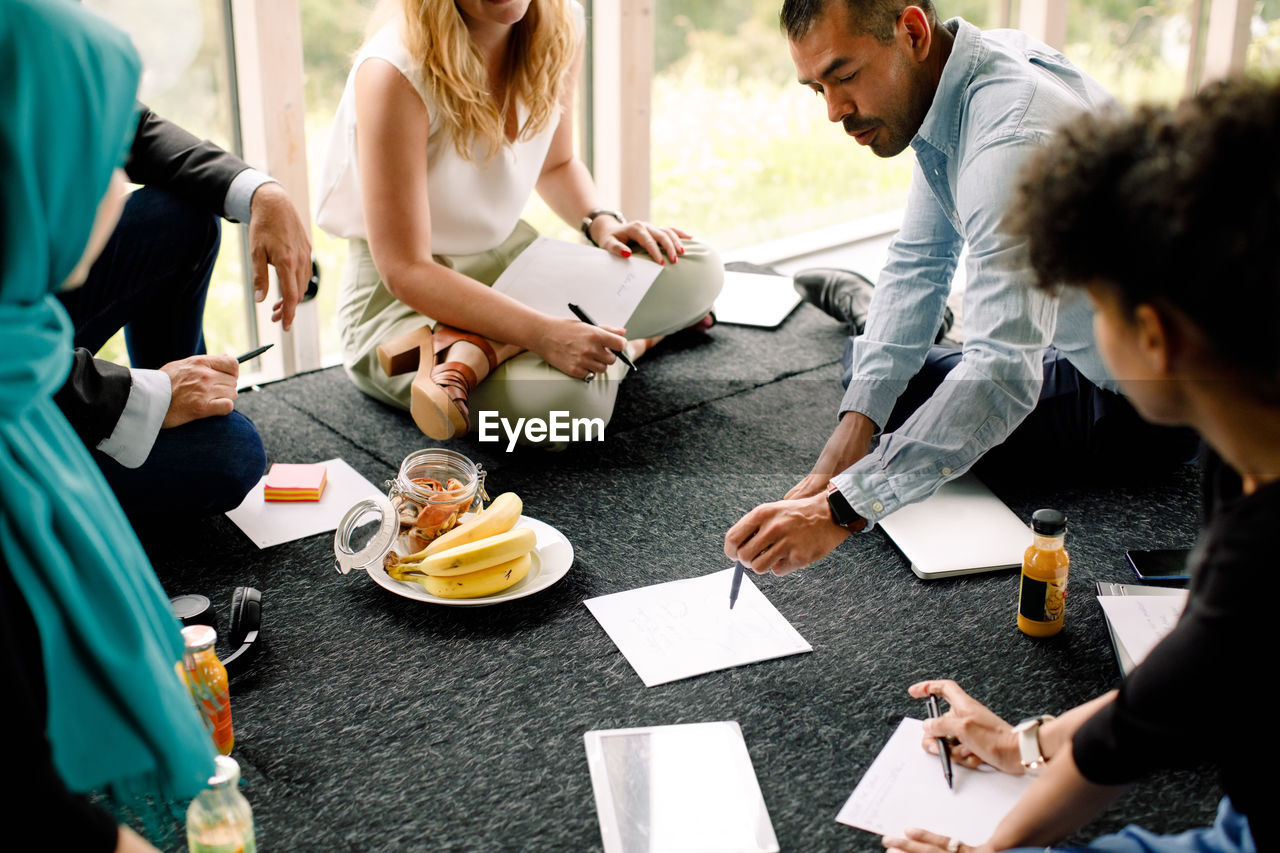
[55,105,312,519]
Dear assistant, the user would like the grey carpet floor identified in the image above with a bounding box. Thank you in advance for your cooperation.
[140,294,1214,851]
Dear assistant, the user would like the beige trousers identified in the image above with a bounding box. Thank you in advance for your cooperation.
[337,220,723,437]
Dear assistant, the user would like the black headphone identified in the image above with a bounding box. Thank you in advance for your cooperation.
[170,588,262,677]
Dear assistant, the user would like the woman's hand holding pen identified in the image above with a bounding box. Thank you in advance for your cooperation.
[531,315,626,381]
[591,218,689,265]
[908,680,1024,775]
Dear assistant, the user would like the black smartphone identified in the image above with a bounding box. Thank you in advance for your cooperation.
[1125,548,1192,583]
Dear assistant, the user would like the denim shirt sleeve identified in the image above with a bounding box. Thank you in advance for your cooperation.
[839,156,961,430]
[833,136,1057,528]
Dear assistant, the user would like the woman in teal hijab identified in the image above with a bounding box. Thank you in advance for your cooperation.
[1,0,216,847]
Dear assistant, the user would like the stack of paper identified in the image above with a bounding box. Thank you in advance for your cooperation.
[1094,582,1188,676]
[264,462,328,502]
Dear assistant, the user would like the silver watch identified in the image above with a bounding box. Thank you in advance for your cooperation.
[1013,714,1055,775]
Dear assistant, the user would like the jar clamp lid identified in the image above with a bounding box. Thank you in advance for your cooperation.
[334,449,485,575]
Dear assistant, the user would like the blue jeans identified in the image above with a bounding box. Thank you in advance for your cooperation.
[1010,797,1256,853]
[842,341,1200,484]
[56,186,266,518]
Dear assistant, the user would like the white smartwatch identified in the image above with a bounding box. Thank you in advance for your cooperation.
[1013,714,1055,775]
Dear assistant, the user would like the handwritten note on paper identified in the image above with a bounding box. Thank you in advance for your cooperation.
[583,568,812,687]
[1097,593,1188,669]
[489,236,663,329]
[837,718,1033,845]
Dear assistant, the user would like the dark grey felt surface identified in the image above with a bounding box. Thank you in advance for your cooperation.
[141,297,1216,851]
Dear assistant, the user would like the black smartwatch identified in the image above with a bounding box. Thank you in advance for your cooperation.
[826,482,863,531]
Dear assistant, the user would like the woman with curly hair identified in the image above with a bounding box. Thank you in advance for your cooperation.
[884,78,1279,853]
[318,0,722,441]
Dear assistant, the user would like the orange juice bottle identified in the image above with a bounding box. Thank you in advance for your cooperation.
[181,624,234,754]
[1017,509,1070,637]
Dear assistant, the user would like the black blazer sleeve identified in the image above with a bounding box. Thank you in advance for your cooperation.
[53,349,133,451]
[124,103,251,218]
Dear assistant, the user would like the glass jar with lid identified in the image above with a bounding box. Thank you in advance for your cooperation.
[334,448,486,575]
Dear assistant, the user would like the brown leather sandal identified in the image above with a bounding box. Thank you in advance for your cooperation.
[376,324,452,439]
[423,324,499,440]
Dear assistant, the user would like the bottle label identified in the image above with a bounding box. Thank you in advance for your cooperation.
[1018,574,1068,622]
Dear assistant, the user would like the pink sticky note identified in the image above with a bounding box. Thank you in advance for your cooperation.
[264,463,328,502]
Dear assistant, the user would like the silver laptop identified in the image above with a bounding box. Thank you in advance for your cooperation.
[877,473,1032,579]
[713,271,802,328]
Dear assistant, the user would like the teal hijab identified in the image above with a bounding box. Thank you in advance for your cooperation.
[0,0,215,807]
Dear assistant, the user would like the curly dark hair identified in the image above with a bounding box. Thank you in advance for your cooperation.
[1011,77,1280,396]
[780,0,937,43]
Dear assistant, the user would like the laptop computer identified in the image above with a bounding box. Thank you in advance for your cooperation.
[877,473,1032,579]
[713,270,802,328]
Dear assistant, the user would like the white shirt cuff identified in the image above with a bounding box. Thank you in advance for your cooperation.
[95,369,172,468]
[224,169,275,224]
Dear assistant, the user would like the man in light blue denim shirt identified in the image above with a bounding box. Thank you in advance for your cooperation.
[725,0,1193,575]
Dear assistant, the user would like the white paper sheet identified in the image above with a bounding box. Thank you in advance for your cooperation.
[1097,593,1188,669]
[225,458,385,549]
[836,718,1033,845]
[583,568,812,687]
[489,236,663,329]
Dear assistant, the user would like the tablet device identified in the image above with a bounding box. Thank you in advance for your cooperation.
[1125,548,1191,584]
[583,721,779,853]
[713,271,802,328]
[877,473,1031,579]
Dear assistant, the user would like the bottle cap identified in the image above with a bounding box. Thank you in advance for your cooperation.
[181,623,218,653]
[170,593,216,630]
[208,754,241,788]
[1031,508,1067,535]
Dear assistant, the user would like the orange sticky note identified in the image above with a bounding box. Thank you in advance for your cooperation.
[264,463,328,502]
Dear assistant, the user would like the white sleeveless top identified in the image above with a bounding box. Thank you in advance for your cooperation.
[315,4,581,255]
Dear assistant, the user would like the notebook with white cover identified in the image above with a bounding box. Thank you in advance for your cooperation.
[877,474,1032,579]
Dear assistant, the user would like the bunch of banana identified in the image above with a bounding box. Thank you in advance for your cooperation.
[385,493,536,598]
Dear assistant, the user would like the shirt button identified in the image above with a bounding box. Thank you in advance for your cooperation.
[872,501,884,513]
[941,467,952,476]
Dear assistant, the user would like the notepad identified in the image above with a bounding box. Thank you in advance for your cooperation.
[490,236,662,329]
[584,721,780,853]
[836,718,1033,844]
[583,568,812,687]
[877,474,1031,579]
[264,462,328,502]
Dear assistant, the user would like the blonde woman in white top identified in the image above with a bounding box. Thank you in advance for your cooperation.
[317,0,723,440]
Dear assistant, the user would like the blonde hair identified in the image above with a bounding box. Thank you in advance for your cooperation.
[392,0,577,161]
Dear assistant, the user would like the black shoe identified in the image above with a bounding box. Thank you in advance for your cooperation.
[793,267,875,333]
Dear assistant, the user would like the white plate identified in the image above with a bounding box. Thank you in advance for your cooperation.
[365,516,574,606]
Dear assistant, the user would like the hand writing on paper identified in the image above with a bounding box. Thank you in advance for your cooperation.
[908,680,1022,774]
[725,492,852,576]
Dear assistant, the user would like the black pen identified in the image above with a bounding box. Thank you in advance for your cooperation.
[566,303,638,372]
[236,343,273,364]
[728,560,746,609]
[926,694,954,789]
